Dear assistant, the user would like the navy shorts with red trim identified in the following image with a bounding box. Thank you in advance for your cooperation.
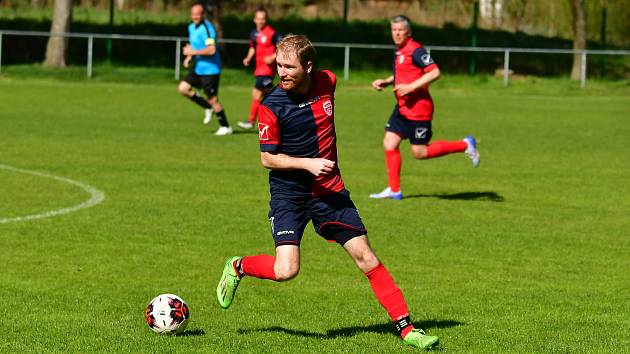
[255,75,274,90]
[268,189,367,247]
[386,105,433,145]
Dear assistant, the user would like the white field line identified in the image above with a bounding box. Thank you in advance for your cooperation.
[0,163,105,224]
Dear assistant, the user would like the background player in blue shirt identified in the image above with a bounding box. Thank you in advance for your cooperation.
[177,2,232,136]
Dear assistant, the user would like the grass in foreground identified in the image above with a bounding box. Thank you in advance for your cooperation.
[0,74,629,353]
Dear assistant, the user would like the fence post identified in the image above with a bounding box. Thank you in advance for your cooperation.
[580,51,587,88]
[503,49,510,87]
[87,35,93,79]
[175,39,181,81]
[343,45,350,81]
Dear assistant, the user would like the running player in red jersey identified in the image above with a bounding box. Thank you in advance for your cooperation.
[238,8,281,130]
[216,35,439,350]
[370,15,480,200]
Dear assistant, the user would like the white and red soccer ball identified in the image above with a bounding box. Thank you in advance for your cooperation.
[145,294,190,334]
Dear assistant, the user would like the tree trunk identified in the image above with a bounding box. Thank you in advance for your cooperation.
[569,0,586,80]
[43,0,73,68]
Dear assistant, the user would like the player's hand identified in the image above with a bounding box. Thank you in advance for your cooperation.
[183,56,191,69]
[243,57,250,66]
[372,79,387,91]
[183,44,194,56]
[394,83,416,96]
[305,158,335,177]
[263,55,275,65]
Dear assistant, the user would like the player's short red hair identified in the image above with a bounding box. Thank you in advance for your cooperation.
[277,34,316,68]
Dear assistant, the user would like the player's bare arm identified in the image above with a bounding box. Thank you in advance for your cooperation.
[372,75,394,91]
[394,67,441,96]
[260,152,334,176]
[263,52,277,65]
[183,55,192,69]
[243,47,255,66]
[183,43,216,57]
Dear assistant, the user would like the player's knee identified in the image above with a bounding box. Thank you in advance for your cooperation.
[412,146,428,159]
[354,249,379,272]
[275,264,299,282]
[177,82,189,95]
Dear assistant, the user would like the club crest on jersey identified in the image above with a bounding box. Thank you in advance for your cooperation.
[323,100,333,116]
[260,35,267,44]
[397,53,405,64]
[259,123,270,140]
[298,96,320,108]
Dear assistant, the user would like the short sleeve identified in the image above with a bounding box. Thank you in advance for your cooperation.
[320,70,337,91]
[411,47,438,72]
[203,22,216,46]
[250,29,257,49]
[271,31,281,45]
[258,105,281,152]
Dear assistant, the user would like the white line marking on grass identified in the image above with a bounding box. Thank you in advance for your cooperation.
[0,163,105,224]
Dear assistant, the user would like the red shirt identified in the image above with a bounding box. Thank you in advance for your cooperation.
[258,70,345,197]
[394,38,438,121]
[249,25,281,77]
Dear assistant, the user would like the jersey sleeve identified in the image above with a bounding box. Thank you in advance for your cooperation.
[320,70,337,92]
[271,31,281,45]
[249,29,257,49]
[203,22,216,47]
[411,47,438,72]
[258,105,281,152]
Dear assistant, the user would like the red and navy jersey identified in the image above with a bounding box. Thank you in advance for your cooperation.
[249,25,281,77]
[258,70,345,198]
[393,38,438,121]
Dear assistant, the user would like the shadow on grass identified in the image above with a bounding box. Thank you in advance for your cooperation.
[405,191,504,202]
[175,328,206,336]
[237,319,463,339]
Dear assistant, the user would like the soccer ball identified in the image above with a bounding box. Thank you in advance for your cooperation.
[145,294,190,334]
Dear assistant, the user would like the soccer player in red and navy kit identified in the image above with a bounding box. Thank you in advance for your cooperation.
[216,35,439,349]
[370,15,480,200]
[237,8,281,130]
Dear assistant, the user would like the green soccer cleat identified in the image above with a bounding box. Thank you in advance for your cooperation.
[403,328,439,349]
[216,256,241,309]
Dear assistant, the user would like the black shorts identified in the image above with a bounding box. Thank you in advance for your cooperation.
[254,75,274,90]
[386,105,433,145]
[184,72,220,97]
[268,189,367,247]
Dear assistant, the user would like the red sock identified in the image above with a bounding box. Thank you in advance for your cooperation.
[365,263,414,338]
[426,140,467,158]
[248,99,260,123]
[239,255,277,281]
[385,150,402,192]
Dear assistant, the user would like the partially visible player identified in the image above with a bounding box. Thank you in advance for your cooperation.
[237,8,281,130]
[177,2,232,136]
[370,15,480,199]
[216,34,439,350]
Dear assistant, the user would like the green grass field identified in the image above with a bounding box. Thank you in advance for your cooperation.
[1,68,629,353]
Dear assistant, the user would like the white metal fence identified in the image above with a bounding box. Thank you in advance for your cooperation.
[1,29,629,88]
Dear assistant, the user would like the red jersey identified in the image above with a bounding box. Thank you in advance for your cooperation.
[249,25,281,77]
[394,38,438,121]
[258,70,344,197]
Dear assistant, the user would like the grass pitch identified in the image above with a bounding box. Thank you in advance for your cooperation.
[0,68,629,353]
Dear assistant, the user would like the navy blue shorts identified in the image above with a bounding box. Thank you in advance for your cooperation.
[268,190,367,247]
[254,76,274,90]
[386,105,432,145]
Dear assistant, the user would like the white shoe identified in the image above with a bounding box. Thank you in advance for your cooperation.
[369,187,403,200]
[464,135,480,168]
[214,126,233,136]
[203,109,213,125]
[237,121,254,129]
